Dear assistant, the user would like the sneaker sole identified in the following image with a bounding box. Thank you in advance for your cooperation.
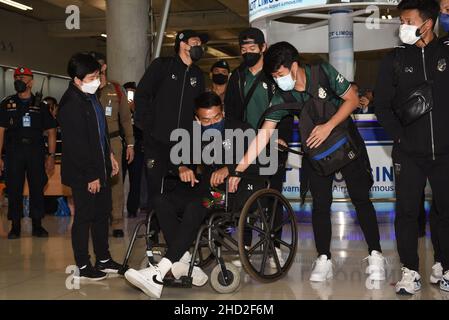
[74,275,107,282]
[172,264,208,287]
[309,273,333,282]
[368,273,386,281]
[396,286,421,295]
[124,269,161,299]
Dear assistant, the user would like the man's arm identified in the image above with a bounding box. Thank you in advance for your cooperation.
[117,85,135,163]
[134,58,164,130]
[373,52,403,142]
[0,127,5,171]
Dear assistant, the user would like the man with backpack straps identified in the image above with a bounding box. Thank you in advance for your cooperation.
[224,28,294,267]
[228,41,385,283]
[374,0,449,295]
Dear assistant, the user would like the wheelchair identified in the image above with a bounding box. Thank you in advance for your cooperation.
[119,150,299,294]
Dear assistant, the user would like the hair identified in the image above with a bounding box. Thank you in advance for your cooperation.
[67,53,101,80]
[263,41,301,75]
[123,82,137,90]
[194,91,223,112]
[88,51,107,64]
[43,96,58,105]
[398,0,440,27]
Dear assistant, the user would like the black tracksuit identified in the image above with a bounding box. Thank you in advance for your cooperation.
[374,37,449,272]
[134,55,205,211]
[58,82,113,267]
[155,119,254,262]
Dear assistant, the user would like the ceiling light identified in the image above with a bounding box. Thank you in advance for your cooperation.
[0,0,33,11]
[387,15,393,19]
[381,15,387,20]
[101,34,107,38]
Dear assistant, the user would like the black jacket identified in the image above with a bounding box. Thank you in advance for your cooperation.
[58,82,112,188]
[224,63,294,143]
[134,55,205,145]
[374,38,449,158]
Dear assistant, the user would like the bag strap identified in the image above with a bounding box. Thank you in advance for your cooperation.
[242,71,265,121]
[256,101,303,129]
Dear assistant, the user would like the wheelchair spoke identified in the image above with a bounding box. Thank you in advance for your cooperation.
[273,237,293,250]
[247,238,265,255]
[268,240,281,272]
[256,199,270,231]
[273,217,294,234]
[269,197,279,230]
[245,223,267,236]
[260,239,271,276]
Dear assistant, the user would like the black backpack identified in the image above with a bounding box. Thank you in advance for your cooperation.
[259,64,359,177]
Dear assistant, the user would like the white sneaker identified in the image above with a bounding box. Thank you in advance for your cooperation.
[269,247,285,269]
[440,271,449,292]
[430,262,443,284]
[179,251,192,264]
[395,267,421,295]
[364,250,386,281]
[124,265,163,299]
[310,255,333,282]
[171,262,208,287]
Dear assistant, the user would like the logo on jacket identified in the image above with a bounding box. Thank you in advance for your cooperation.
[318,87,327,99]
[190,77,197,87]
[171,74,177,80]
[437,58,447,72]
[404,66,414,73]
[262,82,268,90]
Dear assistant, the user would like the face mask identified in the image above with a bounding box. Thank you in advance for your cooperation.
[440,13,449,33]
[242,52,262,68]
[80,78,101,94]
[399,20,428,45]
[189,45,204,62]
[212,73,228,85]
[14,80,27,93]
[201,118,225,134]
[274,72,296,91]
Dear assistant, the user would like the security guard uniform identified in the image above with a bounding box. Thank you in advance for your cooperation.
[98,81,134,237]
[0,93,57,238]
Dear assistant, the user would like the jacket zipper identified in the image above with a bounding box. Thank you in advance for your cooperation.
[177,66,189,128]
[91,96,108,184]
[422,47,435,160]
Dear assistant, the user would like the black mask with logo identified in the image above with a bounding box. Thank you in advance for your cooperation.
[212,73,228,85]
[242,52,262,68]
[14,80,27,93]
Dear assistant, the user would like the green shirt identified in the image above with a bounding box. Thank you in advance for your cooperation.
[243,68,272,129]
[266,62,352,123]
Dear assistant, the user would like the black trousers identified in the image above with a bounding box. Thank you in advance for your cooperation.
[419,194,441,263]
[5,142,47,224]
[125,141,145,215]
[153,183,208,263]
[71,184,112,267]
[393,147,449,272]
[306,156,381,259]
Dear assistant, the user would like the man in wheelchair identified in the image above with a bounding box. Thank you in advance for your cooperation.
[124,91,255,298]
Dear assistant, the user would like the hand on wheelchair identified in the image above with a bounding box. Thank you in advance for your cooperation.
[227,175,241,194]
[210,167,229,188]
[178,166,199,187]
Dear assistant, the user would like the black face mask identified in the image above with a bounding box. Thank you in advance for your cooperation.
[242,52,262,68]
[189,46,204,62]
[212,73,228,85]
[14,80,27,93]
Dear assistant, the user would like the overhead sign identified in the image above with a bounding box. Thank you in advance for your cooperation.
[249,0,326,23]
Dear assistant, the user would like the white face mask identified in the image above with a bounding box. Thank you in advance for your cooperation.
[274,72,296,91]
[80,78,101,94]
[399,20,428,45]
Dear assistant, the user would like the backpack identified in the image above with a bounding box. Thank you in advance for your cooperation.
[260,64,359,177]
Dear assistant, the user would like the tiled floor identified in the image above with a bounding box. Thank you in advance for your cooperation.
[0,209,447,300]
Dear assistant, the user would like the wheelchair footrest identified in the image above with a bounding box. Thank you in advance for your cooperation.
[163,275,193,288]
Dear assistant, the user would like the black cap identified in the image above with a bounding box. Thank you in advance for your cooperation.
[175,30,209,52]
[239,27,265,46]
[210,60,230,72]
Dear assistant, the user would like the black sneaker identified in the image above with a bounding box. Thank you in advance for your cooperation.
[32,226,49,238]
[8,227,21,240]
[95,259,122,274]
[112,229,124,238]
[75,265,107,281]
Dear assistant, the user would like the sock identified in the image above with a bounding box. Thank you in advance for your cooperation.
[157,258,173,279]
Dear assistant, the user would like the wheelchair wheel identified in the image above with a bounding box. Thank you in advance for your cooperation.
[238,188,297,283]
[210,262,240,294]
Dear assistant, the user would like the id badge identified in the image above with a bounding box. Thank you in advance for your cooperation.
[105,100,112,117]
[22,114,31,127]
